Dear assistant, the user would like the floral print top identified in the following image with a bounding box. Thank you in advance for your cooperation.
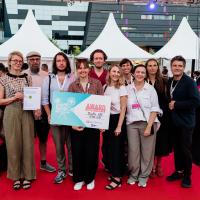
[0,73,32,104]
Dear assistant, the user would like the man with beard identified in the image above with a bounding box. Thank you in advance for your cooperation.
[24,51,56,173]
[89,49,108,168]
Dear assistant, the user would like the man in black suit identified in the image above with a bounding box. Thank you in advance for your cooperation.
[166,56,200,188]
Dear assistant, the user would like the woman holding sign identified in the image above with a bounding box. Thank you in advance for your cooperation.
[42,52,77,184]
[68,59,103,191]
[0,51,41,190]
[103,64,127,190]
[126,64,162,188]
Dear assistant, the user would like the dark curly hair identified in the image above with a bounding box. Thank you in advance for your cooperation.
[52,52,71,74]
[90,49,108,62]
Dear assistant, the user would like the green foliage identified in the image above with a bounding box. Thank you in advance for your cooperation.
[48,36,64,52]
[150,48,156,55]
[72,46,82,55]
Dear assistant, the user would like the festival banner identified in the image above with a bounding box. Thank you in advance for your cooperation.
[50,91,111,129]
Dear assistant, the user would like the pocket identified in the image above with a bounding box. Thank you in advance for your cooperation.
[142,95,151,108]
[127,95,135,106]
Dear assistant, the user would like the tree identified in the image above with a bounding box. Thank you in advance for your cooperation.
[150,48,156,55]
[48,36,64,52]
[72,46,82,55]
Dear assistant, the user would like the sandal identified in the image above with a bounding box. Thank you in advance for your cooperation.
[13,179,21,191]
[23,179,31,190]
[105,177,121,190]
[107,176,113,181]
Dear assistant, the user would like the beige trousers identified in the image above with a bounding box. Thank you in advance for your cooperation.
[51,125,73,171]
[4,102,36,181]
[127,121,157,183]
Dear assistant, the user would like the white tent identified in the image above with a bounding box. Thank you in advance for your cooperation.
[0,9,74,71]
[154,17,199,60]
[77,13,152,61]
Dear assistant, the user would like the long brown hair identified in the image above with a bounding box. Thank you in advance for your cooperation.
[106,64,124,89]
[145,59,166,93]
[52,52,71,74]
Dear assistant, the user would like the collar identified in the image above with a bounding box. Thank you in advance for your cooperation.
[51,73,71,79]
[130,81,148,91]
[75,76,92,86]
[7,72,28,78]
[91,68,107,76]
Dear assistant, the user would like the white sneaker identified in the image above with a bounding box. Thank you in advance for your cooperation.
[87,180,95,190]
[138,182,147,188]
[74,181,84,190]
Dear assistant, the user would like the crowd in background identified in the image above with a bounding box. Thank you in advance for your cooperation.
[0,49,199,191]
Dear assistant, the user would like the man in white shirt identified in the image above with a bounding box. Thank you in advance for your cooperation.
[24,51,56,173]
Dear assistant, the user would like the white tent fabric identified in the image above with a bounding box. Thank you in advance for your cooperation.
[154,17,199,60]
[0,9,74,70]
[77,13,152,61]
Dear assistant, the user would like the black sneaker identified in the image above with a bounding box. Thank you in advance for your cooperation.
[182,175,191,188]
[166,171,183,182]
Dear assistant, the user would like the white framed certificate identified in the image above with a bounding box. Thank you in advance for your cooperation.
[23,87,41,110]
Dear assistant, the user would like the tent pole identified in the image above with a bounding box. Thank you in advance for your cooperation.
[191,59,195,78]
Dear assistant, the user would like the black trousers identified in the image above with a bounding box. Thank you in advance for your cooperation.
[105,114,126,177]
[71,127,100,184]
[101,132,107,163]
[170,124,194,176]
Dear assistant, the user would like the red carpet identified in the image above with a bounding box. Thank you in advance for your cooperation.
[1,132,200,200]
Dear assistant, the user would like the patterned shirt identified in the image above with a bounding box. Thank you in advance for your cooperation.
[124,74,135,86]
[68,77,104,95]
[0,73,32,104]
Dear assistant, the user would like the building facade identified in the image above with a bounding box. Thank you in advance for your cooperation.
[1,0,200,53]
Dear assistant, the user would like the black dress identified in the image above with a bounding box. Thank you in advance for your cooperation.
[149,80,172,156]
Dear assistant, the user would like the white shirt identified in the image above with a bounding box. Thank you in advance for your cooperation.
[104,85,128,114]
[126,82,162,130]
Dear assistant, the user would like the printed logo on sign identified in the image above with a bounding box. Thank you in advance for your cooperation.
[91,124,97,128]
[86,104,106,113]
[54,97,76,119]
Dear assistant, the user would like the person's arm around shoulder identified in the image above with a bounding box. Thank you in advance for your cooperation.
[173,77,200,110]
[42,76,51,124]
[144,86,161,137]
[114,86,127,136]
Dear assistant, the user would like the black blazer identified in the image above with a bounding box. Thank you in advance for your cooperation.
[167,73,200,127]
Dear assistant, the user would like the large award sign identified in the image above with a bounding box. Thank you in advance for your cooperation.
[50,91,111,129]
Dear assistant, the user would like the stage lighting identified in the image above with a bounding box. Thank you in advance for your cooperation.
[149,3,155,9]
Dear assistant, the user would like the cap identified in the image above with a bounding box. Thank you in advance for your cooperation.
[26,51,41,58]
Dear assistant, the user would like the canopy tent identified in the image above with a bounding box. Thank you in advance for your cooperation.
[0,9,74,71]
[154,17,199,60]
[77,13,152,61]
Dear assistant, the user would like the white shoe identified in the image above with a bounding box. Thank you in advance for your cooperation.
[74,181,84,190]
[138,182,147,188]
[87,180,95,190]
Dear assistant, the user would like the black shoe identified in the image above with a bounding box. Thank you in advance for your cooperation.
[166,171,183,182]
[182,175,191,188]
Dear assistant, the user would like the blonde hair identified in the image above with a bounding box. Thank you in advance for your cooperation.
[8,51,24,71]
[106,64,124,89]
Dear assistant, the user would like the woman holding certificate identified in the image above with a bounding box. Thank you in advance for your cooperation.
[68,59,103,191]
[42,52,77,184]
[0,51,40,190]
[126,64,162,188]
[103,64,127,190]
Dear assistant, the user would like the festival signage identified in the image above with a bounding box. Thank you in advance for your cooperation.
[50,91,111,129]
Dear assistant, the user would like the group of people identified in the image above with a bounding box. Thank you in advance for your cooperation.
[0,49,199,191]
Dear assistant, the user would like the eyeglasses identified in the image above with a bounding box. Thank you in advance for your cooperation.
[11,60,23,64]
[56,60,67,63]
[29,58,40,62]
